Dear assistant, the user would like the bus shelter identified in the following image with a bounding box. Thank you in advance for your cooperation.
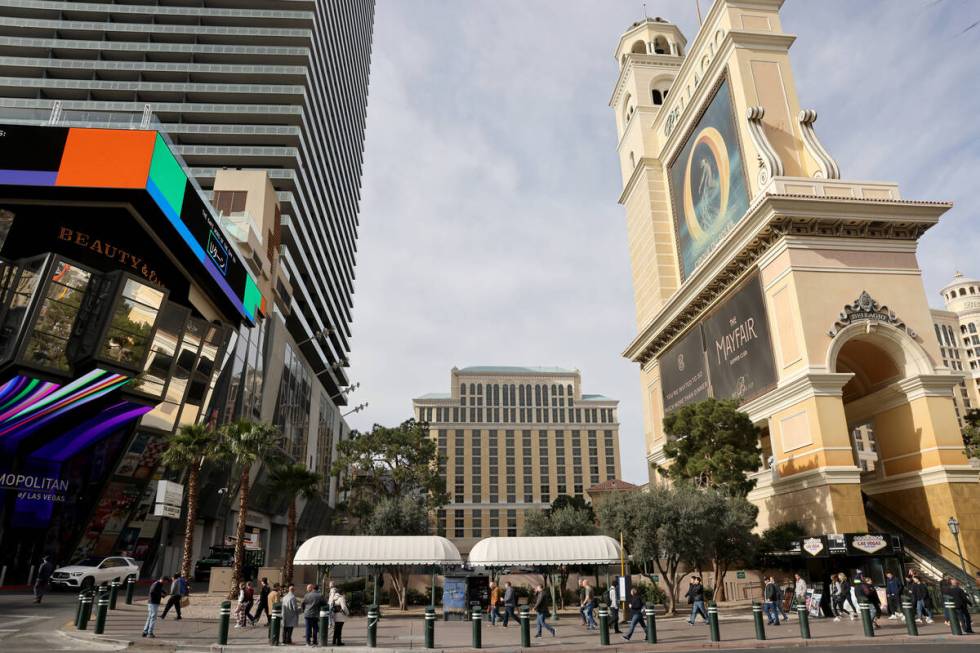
[293,535,463,609]
[468,535,624,617]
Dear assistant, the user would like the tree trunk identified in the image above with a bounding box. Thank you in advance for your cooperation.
[180,463,199,581]
[712,560,727,602]
[282,497,296,586]
[230,465,250,599]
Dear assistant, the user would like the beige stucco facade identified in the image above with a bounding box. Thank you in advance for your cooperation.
[612,0,980,570]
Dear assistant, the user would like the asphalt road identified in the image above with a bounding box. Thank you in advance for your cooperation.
[0,589,124,651]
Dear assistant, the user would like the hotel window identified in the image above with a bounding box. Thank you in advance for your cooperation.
[505,430,516,502]
[488,430,499,502]
[437,509,446,537]
[538,430,550,503]
[588,430,599,485]
[489,509,500,536]
[471,430,482,502]
[212,189,247,217]
[604,431,616,478]
[454,429,465,502]
[454,512,465,539]
[472,509,482,538]
[519,385,526,406]
[507,509,517,537]
[438,429,447,477]
[535,385,541,405]
[571,431,583,495]
[522,430,533,502]
[461,383,466,397]
[453,407,460,421]
[555,430,566,495]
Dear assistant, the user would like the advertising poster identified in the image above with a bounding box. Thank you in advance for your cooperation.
[660,327,710,415]
[667,77,750,281]
[701,274,777,403]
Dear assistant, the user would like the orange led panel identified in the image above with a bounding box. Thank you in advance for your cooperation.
[55,128,156,189]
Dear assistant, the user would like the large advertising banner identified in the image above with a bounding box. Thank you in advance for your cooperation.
[660,327,710,415]
[701,274,777,402]
[667,77,750,281]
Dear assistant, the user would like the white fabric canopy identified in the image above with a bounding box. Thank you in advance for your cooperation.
[293,535,463,566]
[468,536,623,567]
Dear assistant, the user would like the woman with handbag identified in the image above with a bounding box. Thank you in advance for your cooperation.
[327,583,349,646]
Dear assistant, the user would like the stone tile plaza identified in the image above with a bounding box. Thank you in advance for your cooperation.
[0,1,977,652]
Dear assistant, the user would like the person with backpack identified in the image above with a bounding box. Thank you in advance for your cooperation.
[143,575,169,638]
[620,587,647,641]
[533,584,556,637]
[685,576,708,625]
[161,572,188,620]
[327,582,350,645]
[764,576,781,626]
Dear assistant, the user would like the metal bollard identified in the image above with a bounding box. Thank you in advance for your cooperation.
[945,600,963,636]
[707,602,720,642]
[424,606,436,648]
[902,599,918,636]
[645,603,658,644]
[598,604,609,646]
[218,600,231,645]
[519,606,531,647]
[471,604,482,649]
[125,577,135,605]
[859,601,874,637]
[319,607,330,647]
[797,605,811,639]
[367,605,379,648]
[94,589,109,634]
[78,591,94,630]
[109,580,120,610]
[75,591,86,628]
[752,601,766,640]
[269,601,281,646]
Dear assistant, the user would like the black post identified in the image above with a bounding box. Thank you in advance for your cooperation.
[367,605,379,648]
[319,607,329,647]
[519,606,531,647]
[598,604,609,646]
[109,580,120,610]
[797,605,811,639]
[902,599,918,636]
[269,601,281,646]
[945,600,963,636]
[218,600,231,645]
[752,601,766,640]
[859,601,874,637]
[645,603,658,644]
[707,601,720,642]
[94,589,109,634]
[424,606,436,648]
[125,577,135,605]
[78,591,94,630]
[75,591,85,628]
[471,604,482,649]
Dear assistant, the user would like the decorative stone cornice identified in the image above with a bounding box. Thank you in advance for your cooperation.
[828,291,917,338]
[622,189,950,364]
[740,371,852,422]
[798,109,840,179]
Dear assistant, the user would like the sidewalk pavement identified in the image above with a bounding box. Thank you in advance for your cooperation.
[62,601,979,652]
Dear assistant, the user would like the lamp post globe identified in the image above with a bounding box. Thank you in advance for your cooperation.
[947,516,959,535]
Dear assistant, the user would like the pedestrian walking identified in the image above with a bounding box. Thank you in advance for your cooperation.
[533,584,556,637]
[242,581,256,626]
[143,575,169,638]
[620,587,646,641]
[502,581,517,627]
[607,583,621,633]
[778,578,791,621]
[33,555,54,604]
[859,576,881,629]
[764,576,781,626]
[911,576,934,623]
[161,572,188,620]
[793,573,807,610]
[301,583,324,645]
[831,572,854,621]
[251,577,271,625]
[328,582,349,645]
[577,579,587,626]
[281,584,299,645]
[944,578,974,634]
[885,571,903,619]
[580,579,597,629]
[488,581,502,626]
[685,576,708,625]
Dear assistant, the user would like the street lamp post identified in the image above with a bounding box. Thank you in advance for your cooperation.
[947,517,968,578]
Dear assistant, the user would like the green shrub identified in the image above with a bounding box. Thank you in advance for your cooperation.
[638,582,666,605]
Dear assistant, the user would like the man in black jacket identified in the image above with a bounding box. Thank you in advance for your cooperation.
[143,576,169,638]
[764,576,781,626]
[685,577,708,625]
[251,578,271,625]
[945,579,974,634]
[502,582,517,627]
[533,584,556,637]
[620,587,647,641]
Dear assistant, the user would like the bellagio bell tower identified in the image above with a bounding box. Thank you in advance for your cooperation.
[611,0,980,569]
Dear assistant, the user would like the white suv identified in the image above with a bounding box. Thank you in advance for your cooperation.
[50,556,141,590]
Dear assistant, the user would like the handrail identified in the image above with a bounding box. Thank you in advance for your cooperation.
[865,497,980,572]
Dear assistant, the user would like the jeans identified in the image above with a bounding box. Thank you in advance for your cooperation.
[623,612,645,639]
[764,601,780,625]
[33,580,49,603]
[886,594,899,616]
[689,600,708,624]
[609,606,620,632]
[305,616,319,644]
[955,607,973,633]
[282,626,294,644]
[581,604,596,629]
[144,602,159,634]
[535,612,555,636]
[915,598,932,619]
[502,604,515,626]
[489,606,500,625]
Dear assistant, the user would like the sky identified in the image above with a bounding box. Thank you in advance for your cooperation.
[346,0,980,484]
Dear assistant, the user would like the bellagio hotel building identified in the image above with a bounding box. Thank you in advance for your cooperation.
[413,366,622,554]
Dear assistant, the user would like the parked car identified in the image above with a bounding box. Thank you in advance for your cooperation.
[50,556,140,590]
[194,545,264,582]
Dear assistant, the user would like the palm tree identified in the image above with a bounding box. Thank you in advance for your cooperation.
[268,463,322,586]
[218,420,282,598]
[160,423,220,581]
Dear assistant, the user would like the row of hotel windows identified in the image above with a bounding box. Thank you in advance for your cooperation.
[438,429,617,504]
[437,508,522,539]
[418,405,616,425]
[460,382,578,406]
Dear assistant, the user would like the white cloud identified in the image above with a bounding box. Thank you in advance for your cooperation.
[347,0,980,484]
